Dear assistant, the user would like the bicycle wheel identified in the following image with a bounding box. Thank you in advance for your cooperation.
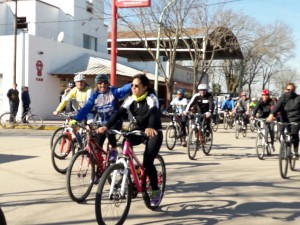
[187,128,199,160]
[212,116,219,132]
[279,142,289,179]
[0,207,7,225]
[242,124,247,137]
[95,163,132,225]
[165,125,177,150]
[27,114,43,129]
[142,154,166,210]
[235,123,240,139]
[223,116,228,130]
[0,112,15,129]
[66,150,95,202]
[256,133,265,160]
[274,123,279,142]
[289,145,296,171]
[203,128,213,155]
[51,134,75,174]
[250,121,255,132]
[50,127,65,149]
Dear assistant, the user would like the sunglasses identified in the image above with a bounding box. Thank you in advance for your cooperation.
[97,81,108,84]
[286,88,294,92]
[199,89,207,91]
[131,84,140,88]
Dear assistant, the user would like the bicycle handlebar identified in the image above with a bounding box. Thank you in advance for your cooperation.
[106,129,147,137]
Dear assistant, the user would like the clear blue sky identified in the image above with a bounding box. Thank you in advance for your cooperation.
[224,0,300,73]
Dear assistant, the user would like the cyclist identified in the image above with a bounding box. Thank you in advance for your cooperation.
[250,97,257,110]
[71,74,131,163]
[221,94,235,124]
[267,83,300,159]
[97,74,163,206]
[250,89,276,151]
[53,74,93,115]
[184,83,214,135]
[165,88,188,146]
[232,91,250,128]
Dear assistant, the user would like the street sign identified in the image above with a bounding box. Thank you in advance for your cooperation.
[116,0,151,8]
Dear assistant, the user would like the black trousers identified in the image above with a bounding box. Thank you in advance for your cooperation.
[129,131,163,190]
[22,104,30,122]
[97,121,122,149]
[9,101,19,122]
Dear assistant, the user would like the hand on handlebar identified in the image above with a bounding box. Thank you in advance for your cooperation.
[145,128,157,137]
[53,111,59,116]
[96,126,107,134]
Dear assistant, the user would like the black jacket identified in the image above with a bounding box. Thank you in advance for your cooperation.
[106,93,162,131]
[21,91,31,106]
[186,92,214,114]
[271,92,300,122]
[252,98,275,118]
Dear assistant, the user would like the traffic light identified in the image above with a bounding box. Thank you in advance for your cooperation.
[17,17,27,29]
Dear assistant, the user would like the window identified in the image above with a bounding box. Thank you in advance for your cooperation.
[83,34,97,51]
[86,1,93,13]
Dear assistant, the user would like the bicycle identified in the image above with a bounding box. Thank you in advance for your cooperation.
[234,113,247,139]
[187,113,213,159]
[51,121,87,174]
[278,122,298,179]
[0,107,43,129]
[50,112,76,150]
[95,130,166,225]
[223,110,233,130]
[164,112,189,150]
[211,111,219,132]
[255,118,274,160]
[66,122,113,202]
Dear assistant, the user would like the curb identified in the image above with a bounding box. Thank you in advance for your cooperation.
[0,125,60,131]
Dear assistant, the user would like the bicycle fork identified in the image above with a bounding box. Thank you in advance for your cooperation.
[109,158,129,198]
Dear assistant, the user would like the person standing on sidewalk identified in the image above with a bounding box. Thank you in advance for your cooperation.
[7,83,20,122]
[21,86,31,123]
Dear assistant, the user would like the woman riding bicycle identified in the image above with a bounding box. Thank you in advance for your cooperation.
[164,88,188,146]
[97,74,163,206]
[267,83,300,159]
[250,89,276,151]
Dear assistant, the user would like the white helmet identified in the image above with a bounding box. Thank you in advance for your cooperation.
[74,74,86,82]
[197,83,208,90]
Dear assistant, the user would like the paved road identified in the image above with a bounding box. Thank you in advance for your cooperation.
[1,127,300,225]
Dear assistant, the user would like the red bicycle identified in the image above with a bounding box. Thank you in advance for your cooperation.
[66,123,113,202]
[95,130,166,225]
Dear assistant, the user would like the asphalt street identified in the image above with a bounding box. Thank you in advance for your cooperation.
[1,126,300,225]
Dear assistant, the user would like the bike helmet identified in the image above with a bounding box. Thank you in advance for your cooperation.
[261,89,269,96]
[68,81,75,88]
[197,83,208,90]
[74,74,86,82]
[95,74,109,84]
[177,88,185,96]
[251,97,257,102]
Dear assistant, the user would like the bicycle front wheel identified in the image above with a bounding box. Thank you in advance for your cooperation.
[212,116,219,132]
[256,133,265,160]
[223,116,228,130]
[95,163,132,225]
[51,133,75,174]
[142,154,166,210]
[279,142,289,179]
[187,128,199,160]
[165,125,177,150]
[0,112,15,129]
[27,114,43,129]
[203,128,213,155]
[66,150,95,202]
[50,127,65,149]
[235,123,240,139]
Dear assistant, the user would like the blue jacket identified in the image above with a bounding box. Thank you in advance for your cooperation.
[221,99,235,110]
[74,83,131,124]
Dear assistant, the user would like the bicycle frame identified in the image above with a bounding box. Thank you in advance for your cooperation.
[191,113,206,144]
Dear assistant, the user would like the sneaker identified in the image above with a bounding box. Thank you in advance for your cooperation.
[150,190,162,206]
[109,149,118,162]
[270,145,275,152]
[93,174,100,184]
[182,140,187,147]
[293,153,299,160]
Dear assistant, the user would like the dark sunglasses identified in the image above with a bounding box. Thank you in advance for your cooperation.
[131,84,140,88]
[97,81,108,84]
[286,88,294,92]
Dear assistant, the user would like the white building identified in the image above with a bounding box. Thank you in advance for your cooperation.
[0,0,149,119]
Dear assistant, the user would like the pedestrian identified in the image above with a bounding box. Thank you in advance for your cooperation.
[6,83,20,122]
[21,86,31,123]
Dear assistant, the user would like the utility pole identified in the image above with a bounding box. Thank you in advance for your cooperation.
[13,0,18,84]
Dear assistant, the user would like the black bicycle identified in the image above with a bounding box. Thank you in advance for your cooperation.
[278,122,298,179]
[223,110,234,130]
[234,113,247,139]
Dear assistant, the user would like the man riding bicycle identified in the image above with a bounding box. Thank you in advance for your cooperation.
[184,83,214,134]
[267,83,300,159]
[232,91,250,128]
[165,88,188,146]
[250,89,276,151]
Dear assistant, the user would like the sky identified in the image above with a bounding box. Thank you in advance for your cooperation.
[223,0,300,73]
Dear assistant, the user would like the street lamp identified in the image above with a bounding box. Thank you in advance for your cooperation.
[154,0,176,96]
